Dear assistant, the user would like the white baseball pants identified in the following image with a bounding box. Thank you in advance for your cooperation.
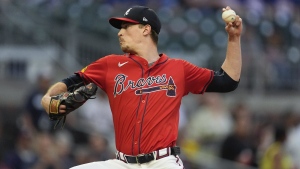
[70,155,184,169]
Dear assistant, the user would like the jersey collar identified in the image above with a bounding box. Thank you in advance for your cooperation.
[157,53,168,64]
[127,53,168,66]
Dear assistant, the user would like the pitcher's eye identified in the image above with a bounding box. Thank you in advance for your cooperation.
[121,24,129,29]
[121,23,135,29]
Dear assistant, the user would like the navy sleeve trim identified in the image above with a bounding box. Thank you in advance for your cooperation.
[61,74,84,92]
[200,70,214,94]
[205,68,239,93]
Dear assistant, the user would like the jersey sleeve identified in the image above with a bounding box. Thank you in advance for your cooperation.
[182,60,213,94]
[76,56,108,90]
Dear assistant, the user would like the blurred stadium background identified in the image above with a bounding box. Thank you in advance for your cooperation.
[1,0,300,169]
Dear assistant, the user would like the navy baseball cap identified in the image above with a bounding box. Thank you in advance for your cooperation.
[109,6,161,34]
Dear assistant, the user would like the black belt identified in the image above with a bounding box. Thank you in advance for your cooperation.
[117,146,180,164]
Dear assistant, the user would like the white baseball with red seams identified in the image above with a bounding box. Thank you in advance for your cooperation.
[222,9,236,23]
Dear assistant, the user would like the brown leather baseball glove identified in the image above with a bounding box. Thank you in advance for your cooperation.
[48,83,98,129]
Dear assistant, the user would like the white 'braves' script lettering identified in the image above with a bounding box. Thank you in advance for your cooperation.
[113,74,167,97]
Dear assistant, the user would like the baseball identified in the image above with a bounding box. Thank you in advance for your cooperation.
[222,9,236,23]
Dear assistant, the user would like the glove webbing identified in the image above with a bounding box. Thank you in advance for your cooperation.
[54,115,67,129]
[52,83,96,129]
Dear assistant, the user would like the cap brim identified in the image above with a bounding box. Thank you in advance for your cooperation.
[109,17,139,29]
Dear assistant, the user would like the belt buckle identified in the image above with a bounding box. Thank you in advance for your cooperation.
[135,154,145,164]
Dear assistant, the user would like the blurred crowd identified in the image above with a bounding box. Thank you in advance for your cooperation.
[0,75,115,169]
[1,0,300,169]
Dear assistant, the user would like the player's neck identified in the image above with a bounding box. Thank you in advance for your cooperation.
[135,44,160,63]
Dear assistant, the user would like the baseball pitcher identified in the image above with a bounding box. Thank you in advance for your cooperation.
[41,5,243,169]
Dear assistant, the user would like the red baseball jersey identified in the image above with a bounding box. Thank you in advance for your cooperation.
[76,53,213,155]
